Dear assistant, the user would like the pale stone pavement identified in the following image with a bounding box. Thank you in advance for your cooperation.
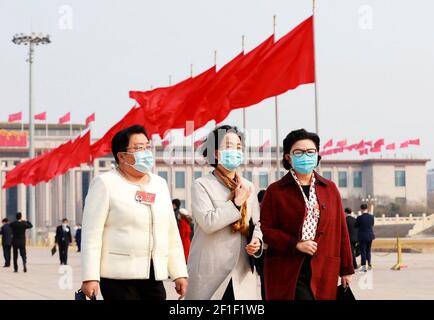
[0,247,433,300]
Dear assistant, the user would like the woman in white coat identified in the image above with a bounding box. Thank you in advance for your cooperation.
[80,125,188,300]
[185,125,263,300]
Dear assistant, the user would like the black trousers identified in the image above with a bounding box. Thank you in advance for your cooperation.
[100,262,166,300]
[12,243,26,271]
[359,240,372,267]
[58,243,69,264]
[222,279,235,300]
[2,244,11,266]
[295,255,315,300]
[350,241,358,269]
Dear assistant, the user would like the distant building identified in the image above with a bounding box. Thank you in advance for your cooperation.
[427,169,434,193]
[0,123,430,240]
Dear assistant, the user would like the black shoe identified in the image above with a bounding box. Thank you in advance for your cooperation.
[23,265,27,273]
[3,265,10,268]
[14,269,18,273]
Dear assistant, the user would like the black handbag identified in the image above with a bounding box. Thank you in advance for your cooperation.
[75,289,96,300]
[336,284,356,300]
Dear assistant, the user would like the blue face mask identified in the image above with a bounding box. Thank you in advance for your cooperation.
[125,150,154,173]
[220,150,243,171]
[290,153,318,175]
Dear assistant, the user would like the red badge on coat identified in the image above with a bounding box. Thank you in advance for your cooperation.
[135,191,156,205]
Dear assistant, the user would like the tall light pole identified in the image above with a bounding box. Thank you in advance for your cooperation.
[12,32,51,244]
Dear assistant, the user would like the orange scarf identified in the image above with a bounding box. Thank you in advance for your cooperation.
[214,166,249,236]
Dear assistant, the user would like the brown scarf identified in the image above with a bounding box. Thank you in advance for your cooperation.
[214,166,249,236]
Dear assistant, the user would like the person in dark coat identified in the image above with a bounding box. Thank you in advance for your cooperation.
[75,224,82,252]
[55,218,72,265]
[1,218,13,267]
[344,208,359,269]
[9,212,33,273]
[355,204,375,272]
[261,129,354,300]
[172,199,181,226]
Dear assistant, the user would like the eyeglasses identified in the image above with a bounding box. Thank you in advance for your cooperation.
[291,148,318,158]
[125,144,152,152]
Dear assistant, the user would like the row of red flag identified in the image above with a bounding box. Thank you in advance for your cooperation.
[129,16,314,138]
[320,138,421,156]
[3,15,315,189]
[6,112,96,127]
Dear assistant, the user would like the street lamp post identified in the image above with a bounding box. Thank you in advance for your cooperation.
[362,194,377,215]
[12,33,51,244]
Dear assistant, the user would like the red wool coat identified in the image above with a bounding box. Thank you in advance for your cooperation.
[178,217,191,262]
[260,171,354,300]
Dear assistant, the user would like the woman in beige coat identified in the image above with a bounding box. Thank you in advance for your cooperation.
[185,125,263,300]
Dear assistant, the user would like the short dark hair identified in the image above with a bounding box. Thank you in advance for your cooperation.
[344,208,352,214]
[282,128,321,170]
[16,212,22,220]
[62,218,68,223]
[257,190,266,204]
[172,199,181,209]
[201,125,245,168]
[2,218,8,223]
[360,203,368,210]
[111,125,150,164]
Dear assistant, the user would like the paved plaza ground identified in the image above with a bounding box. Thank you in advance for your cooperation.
[0,246,433,300]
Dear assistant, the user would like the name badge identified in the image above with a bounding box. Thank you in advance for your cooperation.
[135,191,156,205]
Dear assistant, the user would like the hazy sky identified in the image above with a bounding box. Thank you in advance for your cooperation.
[1,0,433,167]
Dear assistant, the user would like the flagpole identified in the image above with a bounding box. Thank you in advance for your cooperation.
[45,117,48,137]
[69,120,72,138]
[273,15,281,181]
[313,0,319,135]
[241,35,248,177]
[190,64,195,184]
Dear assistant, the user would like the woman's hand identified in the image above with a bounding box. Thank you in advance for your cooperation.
[341,275,352,288]
[175,277,188,300]
[296,240,318,256]
[80,280,99,299]
[246,237,261,256]
[234,183,250,206]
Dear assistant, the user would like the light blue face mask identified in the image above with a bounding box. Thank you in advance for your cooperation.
[290,153,318,175]
[220,149,243,171]
[125,150,154,173]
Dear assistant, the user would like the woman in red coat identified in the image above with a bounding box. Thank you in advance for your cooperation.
[261,129,354,300]
[178,208,192,262]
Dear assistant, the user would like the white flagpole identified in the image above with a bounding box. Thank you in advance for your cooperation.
[45,116,48,137]
[273,15,281,181]
[241,35,248,177]
[313,0,319,135]
[190,64,195,183]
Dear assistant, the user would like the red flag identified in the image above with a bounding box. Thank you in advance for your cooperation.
[159,66,217,135]
[323,139,333,149]
[259,140,271,152]
[3,159,34,188]
[320,149,334,156]
[194,136,207,149]
[333,147,344,154]
[59,112,71,124]
[90,106,146,161]
[370,146,382,153]
[386,143,396,150]
[56,132,91,176]
[336,139,347,147]
[400,141,409,148]
[8,112,22,122]
[354,140,365,150]
[409,138,420,146]
[229,16,314,108]
[85,113,95,127]
[364,140,372,147]
[344,144,358,151]
[34,112,47,121]
[359,149,369,155]
[374,139,385,148]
